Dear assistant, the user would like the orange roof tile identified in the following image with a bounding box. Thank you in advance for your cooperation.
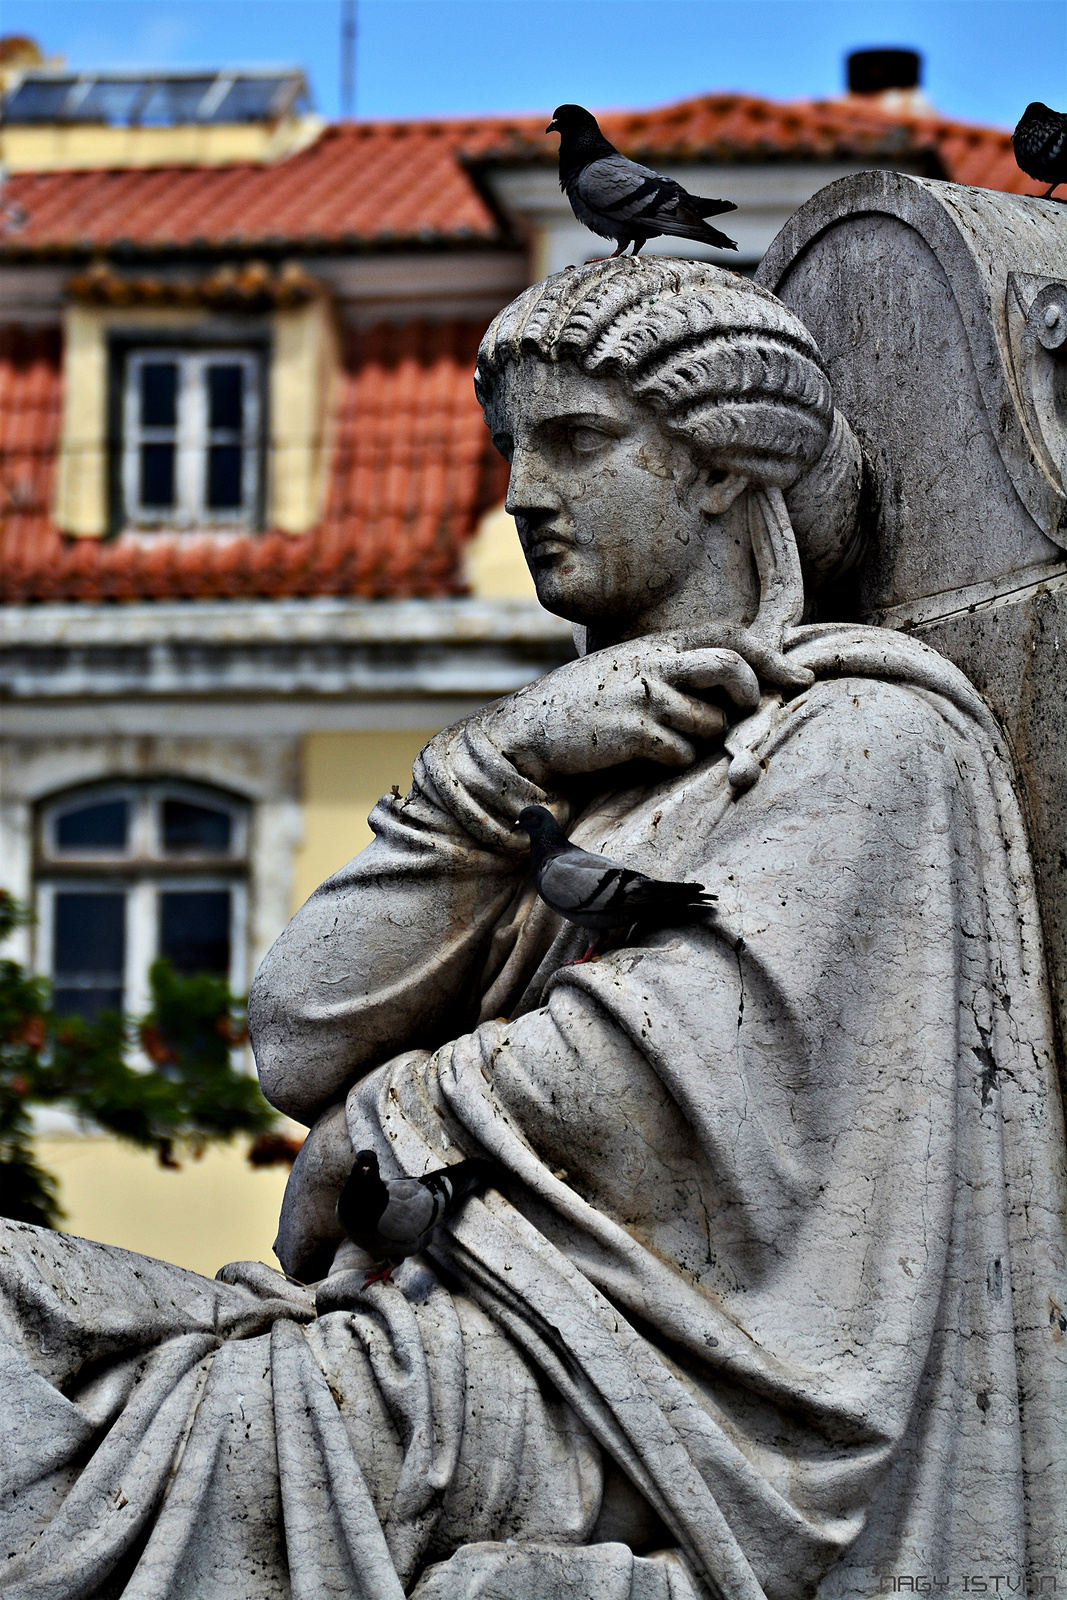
[0,92,1041,256]
[0,320,505,602]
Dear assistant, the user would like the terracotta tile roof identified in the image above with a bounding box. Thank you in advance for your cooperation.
[0,320,506,602]
[0,88,1041,604]
[0,92,1040,256]
[470,92,1037,193]
[0,121,507,254]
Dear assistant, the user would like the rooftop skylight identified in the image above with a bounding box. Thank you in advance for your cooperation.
[1,69,309,127]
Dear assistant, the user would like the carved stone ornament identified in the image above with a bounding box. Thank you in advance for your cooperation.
[1,196,1065,1600]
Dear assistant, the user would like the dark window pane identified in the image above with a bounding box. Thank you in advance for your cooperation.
[140,363,177,427]
[52,986,125,1020]
[53,893,125,992]
[207,445,242,509]
[140,443,175,507]
[55,800,129,852]
[207,365,243,430]
[159,891,231,976]
[162,799,232,854]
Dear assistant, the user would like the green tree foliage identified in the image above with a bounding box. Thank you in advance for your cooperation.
[0,891,277,1229]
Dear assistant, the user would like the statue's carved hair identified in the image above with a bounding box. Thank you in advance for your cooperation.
[476,257,864,588]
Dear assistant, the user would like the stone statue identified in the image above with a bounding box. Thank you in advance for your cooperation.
[2,256,1065,1600]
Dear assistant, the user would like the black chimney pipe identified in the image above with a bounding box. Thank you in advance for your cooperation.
[847,48,922,95]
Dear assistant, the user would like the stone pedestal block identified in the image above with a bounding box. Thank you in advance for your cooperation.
[759,173,1067,1082]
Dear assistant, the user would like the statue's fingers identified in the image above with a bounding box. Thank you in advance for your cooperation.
[631,715,697,768]
[662,649,761,708]
[648,682,727,740]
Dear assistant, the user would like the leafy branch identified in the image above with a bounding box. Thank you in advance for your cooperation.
[0,890,286,1230]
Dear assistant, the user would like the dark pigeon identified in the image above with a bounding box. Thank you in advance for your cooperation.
[514,804,716,962]
[336,1149,501,1286]
[1012,102,1067,198]
[546,103,738,258]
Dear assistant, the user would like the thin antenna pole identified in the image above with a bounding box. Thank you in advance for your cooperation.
[341,0,357,119]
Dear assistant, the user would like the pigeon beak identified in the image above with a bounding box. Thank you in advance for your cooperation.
[546,119,559,134]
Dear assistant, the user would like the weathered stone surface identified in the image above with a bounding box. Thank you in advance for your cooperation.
[758,173,1067,609]
[1,252,1065,1599]
[759,173,1067,1087]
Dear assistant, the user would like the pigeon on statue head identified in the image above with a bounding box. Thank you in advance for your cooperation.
[546,103,738,257]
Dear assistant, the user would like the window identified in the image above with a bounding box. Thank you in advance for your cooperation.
[36,781,248,1021]
[122,349,262,530]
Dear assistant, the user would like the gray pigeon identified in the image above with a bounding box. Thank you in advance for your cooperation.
[547,103,738,257]
[514,804,717,962]
[336,1149,501,1285]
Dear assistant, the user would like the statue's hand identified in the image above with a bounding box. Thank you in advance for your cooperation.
[482,641,761,786]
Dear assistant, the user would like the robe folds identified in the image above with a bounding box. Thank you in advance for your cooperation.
[2,623,1065,1600]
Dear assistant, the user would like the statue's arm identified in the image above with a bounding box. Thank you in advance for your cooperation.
[249,642,762,1125]
[249,713,550,1124]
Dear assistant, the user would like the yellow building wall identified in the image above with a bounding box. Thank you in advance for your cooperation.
[464,502,536,599]
[39,1136,292,1277]
[0,115,324,172]
[291,729,437,912]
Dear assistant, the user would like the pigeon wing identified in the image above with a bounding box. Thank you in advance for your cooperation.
[374,1178,441,1250]
[1013,104,1067,180]
[575,157,738,249]
[575,155,686,227]
[538,847,647,919]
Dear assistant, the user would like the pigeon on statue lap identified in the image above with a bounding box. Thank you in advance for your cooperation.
[336,1149,501,1287]
[514,804,717,963]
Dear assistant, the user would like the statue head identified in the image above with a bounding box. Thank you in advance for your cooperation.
[475,258,864,652]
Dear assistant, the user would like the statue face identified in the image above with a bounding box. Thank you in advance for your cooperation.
[486,358,757,640]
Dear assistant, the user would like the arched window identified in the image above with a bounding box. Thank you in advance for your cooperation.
[36,780,248,1020]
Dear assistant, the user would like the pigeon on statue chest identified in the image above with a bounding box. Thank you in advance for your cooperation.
[514,804,716,963]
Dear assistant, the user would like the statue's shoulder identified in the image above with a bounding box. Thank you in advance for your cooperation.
[759,663,975,796]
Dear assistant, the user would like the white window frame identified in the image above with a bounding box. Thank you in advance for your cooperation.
[36,781,249,1018]
[122,348,261,530]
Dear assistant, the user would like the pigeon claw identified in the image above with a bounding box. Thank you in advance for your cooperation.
[562,940,602,967]
[363,1260,398,1288]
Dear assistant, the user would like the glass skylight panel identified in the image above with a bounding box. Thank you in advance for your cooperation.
[2,71,308,126]
[137,78,217,126]
[75,79,145,126]
[2,79,72,122]
[211,77,295,123]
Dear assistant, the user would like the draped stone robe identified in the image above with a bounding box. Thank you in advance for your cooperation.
[2,625,1065,1600]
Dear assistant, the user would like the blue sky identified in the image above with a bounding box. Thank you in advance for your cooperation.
[4,0,1064,129]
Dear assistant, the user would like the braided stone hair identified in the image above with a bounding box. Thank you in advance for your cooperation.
[475,257,864,589]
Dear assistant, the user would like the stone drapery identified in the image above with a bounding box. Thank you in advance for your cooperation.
[2,625,1065,1599]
